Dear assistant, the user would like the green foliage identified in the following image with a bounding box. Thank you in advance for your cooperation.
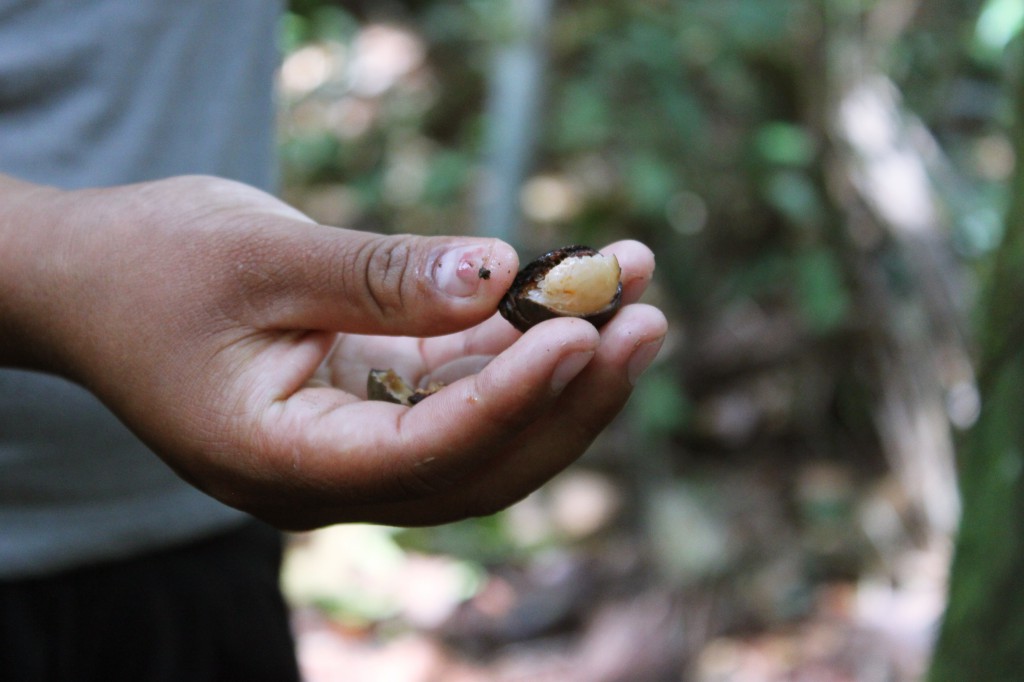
[281,4,359,50]
[279,4,1024,665]
[551,82,613,153]
[629,369,692,439]
[395,514,525,563]
[754,122,817,168]
[795,249,850,334]
[974,0,1024,63]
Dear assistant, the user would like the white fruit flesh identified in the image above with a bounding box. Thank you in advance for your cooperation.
[526,253,621,315]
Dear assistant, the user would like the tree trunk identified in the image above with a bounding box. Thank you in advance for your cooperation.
[930,48,1024,680]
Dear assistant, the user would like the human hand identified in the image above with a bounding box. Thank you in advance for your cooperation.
[1,175,666,529]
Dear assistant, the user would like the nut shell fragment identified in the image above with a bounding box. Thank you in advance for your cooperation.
[367,369,443,406]
[499,245,623,332]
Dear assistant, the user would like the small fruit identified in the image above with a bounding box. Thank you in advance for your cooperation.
[499,245,622,332]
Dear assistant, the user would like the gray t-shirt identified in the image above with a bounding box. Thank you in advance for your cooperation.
[0,0,284,578]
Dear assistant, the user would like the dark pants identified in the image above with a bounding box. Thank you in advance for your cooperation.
[0,521,301,682]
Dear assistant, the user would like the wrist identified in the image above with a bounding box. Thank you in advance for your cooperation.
[0,174,77,371]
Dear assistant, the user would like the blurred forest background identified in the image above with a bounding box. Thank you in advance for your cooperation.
[274,1,1024,679]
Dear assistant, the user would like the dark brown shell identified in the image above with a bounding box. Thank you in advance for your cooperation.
[498,245,623,333]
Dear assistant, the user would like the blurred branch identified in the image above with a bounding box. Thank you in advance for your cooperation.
[475,0,553,249]
[825,1,965,539]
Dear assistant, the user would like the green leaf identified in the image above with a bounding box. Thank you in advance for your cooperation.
[625,153,678,215]
[761,170,823,225]
[630,370,690,437]
[755,122,816,167]
[795,249,850,334]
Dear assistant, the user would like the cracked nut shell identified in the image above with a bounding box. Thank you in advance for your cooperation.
[367,369,443,406]
[498,245,623,333]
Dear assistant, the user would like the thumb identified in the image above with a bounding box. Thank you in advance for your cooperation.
[233,219,520,336]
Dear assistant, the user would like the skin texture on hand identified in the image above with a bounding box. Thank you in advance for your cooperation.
[0,174,667,530]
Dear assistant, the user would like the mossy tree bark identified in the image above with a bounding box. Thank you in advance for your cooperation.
[930,50,1024,680]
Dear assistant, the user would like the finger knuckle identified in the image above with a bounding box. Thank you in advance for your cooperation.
[358,238,413,319]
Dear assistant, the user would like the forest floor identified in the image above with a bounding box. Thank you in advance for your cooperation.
[283,455,950,682]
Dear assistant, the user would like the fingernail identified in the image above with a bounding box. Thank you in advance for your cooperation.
[551,350,594,394]
[435,244,492,298]
[627,339,663,386]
